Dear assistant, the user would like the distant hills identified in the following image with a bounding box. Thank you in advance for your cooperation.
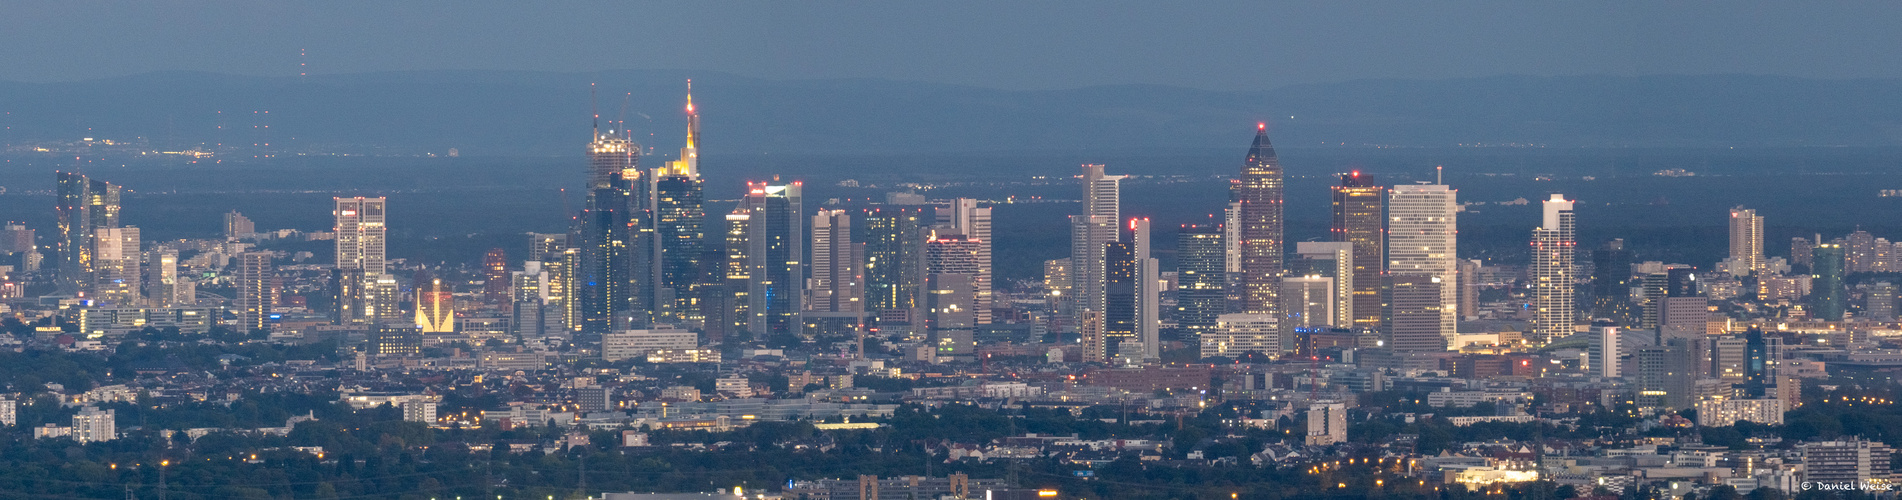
[3,70,1901,156]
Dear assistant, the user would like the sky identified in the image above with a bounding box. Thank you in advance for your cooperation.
[4,1,1901,90]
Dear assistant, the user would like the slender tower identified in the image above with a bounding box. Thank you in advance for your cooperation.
[1332,171,1384,331]
[1071,164,1123,314]
[1729,206,1764,275]
[1529,194,1577,344]
[655,82,707,324]
[1389,180,1457,346]
[1238,124,1284,316]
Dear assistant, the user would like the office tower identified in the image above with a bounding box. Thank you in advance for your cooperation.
[1745,329,1783,386]
[511,262,554,338]
[1529,194,1577,344]
[1812,244,1847,320]
[655,85,705,321]
[223,211,255,239]
[1388,274,1446,351]
[1848,231,1878,273]
[1203,313,1278,359]
[1238,125,1285,315]
[1102,240,1137,356]
[369,324,422,356]
[1635,340,1699,408]
[92,227,141,305]
[1389,181,1457,337]
[334,197,387,275]
[414,270,454,333]
[575,387,611,413]
[1590,239,1638,326]
[1589,326,1620,378]
[1280,276,1333,332]
[145,248,179,307]
[587,110,642,187]
[1043,258,1073,329]
[1175,224,1227,333]
[1659,268,1708,339]
[1869,282,1897,321]
[530,233,569,261]
[1458,259,1481,321]
[1306,402,1347,446]
[481,248,508,305]
[723,209,761,338]
[1330,172,1384,331]
[1129,218,1159,361]
[237,252,274,332]
[575,175,631,334]
[1079,310,1106,363]
[369,273,401,323]
[937,199,994,324]
[1728,207,1764,275]
[1071,164,1124,314]
[1,224,34,254]
[729,182,804,337]
[809,209,864,313]
[924,273,976,332]
[1295,241,1356,328]
[1791,237,1815,271]
[1713,336,1748,381]
[55,172,121,293]
[330,269,367,324]
[926,232,983,290]
[864,207,929,312]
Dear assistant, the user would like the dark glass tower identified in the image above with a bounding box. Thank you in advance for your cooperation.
[1175,224,1226,332]
[863,207,929,313]
[1238,125,1285,316]
[1590,239,1637,326]
[1811,243,1846,320]
[55,171,121,294]
[1331,171,1384,332]
[1102,240,1137,353]
[574,174,631,335]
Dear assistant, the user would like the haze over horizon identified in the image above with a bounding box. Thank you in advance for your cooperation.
[6,1,1900,90]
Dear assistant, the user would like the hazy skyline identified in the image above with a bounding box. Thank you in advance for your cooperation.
[6,1,1901,90]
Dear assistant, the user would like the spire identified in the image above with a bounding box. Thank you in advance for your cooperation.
[683,79,698,150]
[1246,123,1276,167]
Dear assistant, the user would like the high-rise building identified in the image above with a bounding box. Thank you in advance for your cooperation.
[863,207,929,313]
[924,273,976,333]
[1079,310,1106,363]
[1295,241,1356,328]
[809,209,864,313]
[1175,224,1227,333]
[237,252,274,333]
[482,248,508,305]
[1102,241,1138,357]
[730,182,803,337]
[655,85,705,323]
[56,171,121,294]
[1658,268,1707,340]
[1388,274,1446,352]
[1043,258,1073,330]
[575,174,632,334]
[1529,194,1577,344]
[1791,237,1815,271]
[1306,401,1347,446]
[414,270,455,333]
[1238,125,1285,316]
[1280,276,1333,332]
[1869,282,1897,321]
[1332,172,1384,331]
[92,227,141,305]
[223,211,255,239]
[145,248,180,307]
[1802,440,1898,485]
[71,406,115,443]
[511,262,555,338]
[1071,164,1123,314]
[1848,231,1879,273]
[369,324,422,356]
[587,112,642,187]
[1203,313,1278,360]
[1729,206,1764,275]
[1457,259,1481,321]
[334,197,387,275]
[1390,182,1457,339]
[1588,326,1620,378]
[937,198,993,325]
[1590,239,1638,326]
[369,273,400,323]
[1128,218,1159,362]
[721,210,759,338]
[1812,244,1847,320]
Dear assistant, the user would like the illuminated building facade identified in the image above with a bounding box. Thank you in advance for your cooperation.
[1174,224,1226,333]
[1529,194,1576,344]
[56,171,121,294]
[1331,172,1383,331]
[1238,126,1284,316]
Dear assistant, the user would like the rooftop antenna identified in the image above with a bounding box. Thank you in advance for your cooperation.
[590,83,599,139]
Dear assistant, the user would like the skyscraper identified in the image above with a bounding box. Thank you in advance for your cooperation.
[92,227,140,305]
[483,248,508,305]
[334,197,387,275]
[1658,268,1707,339]
[574,176,631,334]
[721,209,759,338]
[1332,172,1384,331]
[1590,239,1638,326]
[1529,194,1577,344]
[937,198,993,324]
[237,252,274,333]
[223,211,254,239]
[145,248,180,307]
[863,207,929,313]
[1174,224,1227,333]
[1729,206,1765,275]
[1101,221,1160,362]
[1389,181,1457,342]
[809,209,864,313]
[1128,218,1160,362]
[1238,125,1285,316]
[587,110,642,187]
[656,85,706,323]
[728,182,804,337]
[1071,164,1123,314]
[1812,243,1846,320]
[1388,274,1446,352]
[55,171,120,294]
[1295,241,1356,329]
[1869,282,1897,322]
